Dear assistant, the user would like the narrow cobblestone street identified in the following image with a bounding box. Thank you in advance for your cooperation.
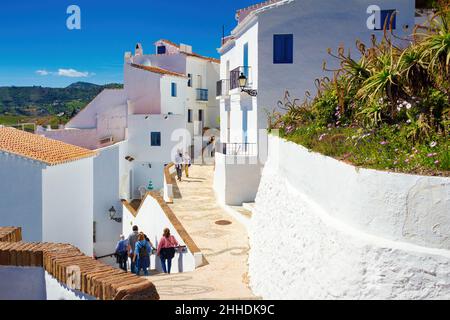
[147,165,256,300]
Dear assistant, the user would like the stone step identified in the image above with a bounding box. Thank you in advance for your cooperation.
[242,202,255,212]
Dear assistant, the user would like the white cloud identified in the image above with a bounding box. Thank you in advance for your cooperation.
[58,68,90,78]
[36,70,50,76]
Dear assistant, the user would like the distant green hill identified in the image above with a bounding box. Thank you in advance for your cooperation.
[0,82,123,118]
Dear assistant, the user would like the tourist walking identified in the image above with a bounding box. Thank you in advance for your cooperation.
[133,232,154,276]
[183,152,191,178]
[115,235,128,272]
[157,228,179,274]
[175,151,183,182]
[127,225,139,273]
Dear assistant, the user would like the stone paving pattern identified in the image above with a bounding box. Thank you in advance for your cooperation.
[148,165,256,300]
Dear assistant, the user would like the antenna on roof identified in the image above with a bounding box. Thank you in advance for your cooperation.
[222,25,225,46]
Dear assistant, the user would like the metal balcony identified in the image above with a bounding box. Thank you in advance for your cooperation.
[219,142,257,156]
[230,66,252,90]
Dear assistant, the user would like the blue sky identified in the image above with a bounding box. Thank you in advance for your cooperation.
[0,0,259,87]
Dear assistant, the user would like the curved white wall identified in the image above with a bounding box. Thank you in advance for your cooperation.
[249,136,450,299]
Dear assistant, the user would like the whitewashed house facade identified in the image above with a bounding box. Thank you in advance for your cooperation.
[0,127,96,255]
[214,0,416,205]
[36,40,220,259]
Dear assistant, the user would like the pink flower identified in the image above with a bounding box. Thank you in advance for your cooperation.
[405,159,410,163]
[435,160,440,165]
[430,141,437,148]
[380,141,388,145]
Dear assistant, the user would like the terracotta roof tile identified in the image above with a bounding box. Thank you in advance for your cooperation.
[159,39,180,48]
[157,39,219,64]
[236,0,284,22]
[130,63,187,77]
[0,127,97,166]
[0,227,159,300]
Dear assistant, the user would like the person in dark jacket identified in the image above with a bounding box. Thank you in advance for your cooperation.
[115,235,128,271]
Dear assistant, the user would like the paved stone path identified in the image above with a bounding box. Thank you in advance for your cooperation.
[147,165,256,300]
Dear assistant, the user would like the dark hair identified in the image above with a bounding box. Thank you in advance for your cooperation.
[163,228,170,238]
[132,225,138,232]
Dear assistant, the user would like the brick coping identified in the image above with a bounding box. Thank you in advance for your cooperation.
[122,192,201,254]
[0,227,159,300]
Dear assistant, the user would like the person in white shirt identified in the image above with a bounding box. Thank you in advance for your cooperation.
[174,152,183,181]
[183,152,191,178]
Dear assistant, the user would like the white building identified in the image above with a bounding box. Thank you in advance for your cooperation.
[37,39,221,259]
[0,127,96,255]
[40,39,220,195]
[214,0,416,205]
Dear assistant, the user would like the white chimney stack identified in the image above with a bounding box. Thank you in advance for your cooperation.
[135,43,143,56]
[179,43,193,54]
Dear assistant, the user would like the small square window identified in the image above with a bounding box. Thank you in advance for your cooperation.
[273,34,293,64]
[151,132,161,146]
[157,46,166,54]
[171,82,177,97]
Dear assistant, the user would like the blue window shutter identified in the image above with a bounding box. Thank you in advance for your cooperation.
[273,36,283,63]
[157,46,166,54]
[285,34,293,63]
[171,83,177,97]
[378,10,396,30]
[274,34,293,64]
[151,132,161,146]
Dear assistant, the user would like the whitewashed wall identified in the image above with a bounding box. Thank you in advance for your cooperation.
[66,89,128,142]
[257,0,415,128]
[124,64,162,115]
[219,20,259,145]
[0,267,94,300]
[0,154,43,242]
[93,143,124,261]
[249,136,450,299]
[42,157,94,256]
[214,153,263,206]
[127,114,187,196]
[160,75,188,116]
[0,266,46,300]
[122,195,197,273]
[38,128,99,150]
[45,271,94,300]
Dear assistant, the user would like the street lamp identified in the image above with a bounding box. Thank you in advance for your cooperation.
[108,206,122,223]
[238,72,257,97]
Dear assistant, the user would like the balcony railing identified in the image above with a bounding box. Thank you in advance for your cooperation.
[230,66,252,90]
[219,142,257,156]
[216,79,230,97]
[196,88,209,101]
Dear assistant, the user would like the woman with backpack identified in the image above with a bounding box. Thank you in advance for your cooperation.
[157,228,179,274]
[133,232,154,276]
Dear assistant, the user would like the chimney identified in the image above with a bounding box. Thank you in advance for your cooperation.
[135,43,143,56]
[179,43,193,54]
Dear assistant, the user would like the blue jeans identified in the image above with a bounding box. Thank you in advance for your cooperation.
[160,256,172,274]
[130,257,136,273]
[135,258,149,276]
